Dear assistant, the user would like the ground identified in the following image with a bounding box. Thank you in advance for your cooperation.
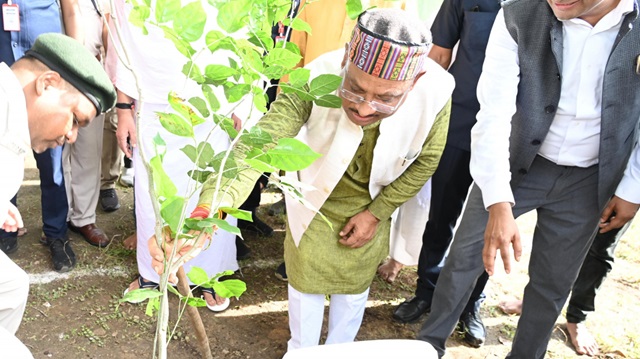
[8,165,640,359]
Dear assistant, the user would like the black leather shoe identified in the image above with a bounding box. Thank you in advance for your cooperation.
[458,309,486,348]
[235,236,251,260]
[45,237,76,273]
[100,188,120,212]
[238,210,274,237]
[393,297,431,323]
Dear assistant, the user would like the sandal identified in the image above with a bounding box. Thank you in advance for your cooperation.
[123,276,159,302]
[201,287,230,312]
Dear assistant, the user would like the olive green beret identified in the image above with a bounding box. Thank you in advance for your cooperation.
[24,33,116,114]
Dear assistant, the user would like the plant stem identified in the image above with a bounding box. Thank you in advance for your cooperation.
[177,267,213,359]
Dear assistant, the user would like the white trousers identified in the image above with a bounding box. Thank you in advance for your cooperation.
[0,251,32,358]
[287,285,369,351]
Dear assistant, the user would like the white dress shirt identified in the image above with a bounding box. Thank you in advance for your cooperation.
[0,63,30,224]
[472,0,640,208]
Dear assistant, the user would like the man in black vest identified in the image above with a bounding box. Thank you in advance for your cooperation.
[417,0,640,357]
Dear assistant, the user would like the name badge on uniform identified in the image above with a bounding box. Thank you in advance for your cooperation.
[2,1,20,32]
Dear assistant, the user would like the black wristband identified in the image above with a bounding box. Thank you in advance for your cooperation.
[115,102,134,110]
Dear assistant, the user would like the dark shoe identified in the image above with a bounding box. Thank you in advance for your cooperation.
[393,297,431,323]
[0,236,18,254]
[238,210,274,237]
[100,188,120,212]
[268,198,286,216]
[235,236,251,260]
[69,223,111,247]
[458,309,486,348]
[46,237,76,272]
[274,262,288,282]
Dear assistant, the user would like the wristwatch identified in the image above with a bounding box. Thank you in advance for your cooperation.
[115,102,134,110]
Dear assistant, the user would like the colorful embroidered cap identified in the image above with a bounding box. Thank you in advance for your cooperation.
[347,10,431,81]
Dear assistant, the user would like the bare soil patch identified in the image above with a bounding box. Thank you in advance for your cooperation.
[10,166,640,358]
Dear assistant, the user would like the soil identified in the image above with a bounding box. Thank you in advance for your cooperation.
[9,165,640,359]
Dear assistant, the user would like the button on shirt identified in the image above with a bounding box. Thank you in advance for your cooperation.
[472,0,640,207]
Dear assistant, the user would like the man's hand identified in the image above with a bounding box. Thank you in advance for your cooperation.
[148,227,211,283]
[231,113,243,131]
[116,108,137,158]
[2,202,23,233]
[483,202,522,275]
[338,209,380,248]
[599,195,640,233]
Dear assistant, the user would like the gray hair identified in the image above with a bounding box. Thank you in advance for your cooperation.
[358,8,431,46]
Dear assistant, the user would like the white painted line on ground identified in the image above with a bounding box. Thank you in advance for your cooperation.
[29,266,132,285]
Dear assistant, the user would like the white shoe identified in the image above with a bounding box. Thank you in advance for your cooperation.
[119,167,134,187]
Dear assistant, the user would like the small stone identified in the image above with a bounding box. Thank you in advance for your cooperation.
[94,328,107,336]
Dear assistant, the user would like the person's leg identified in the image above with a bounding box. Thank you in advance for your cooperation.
[395,147,473,323]
[100,111,122,211]
[66,114,104,227]
[287,285,326,351]
[564,223,627,355]
[0,326,33,359]
[415,146,473,301]
[0,251,29,334]
[34,147,68,239]
[325,288,370,345]
[416,185,495,355]
[508,159,600,359]
[100,111,121,191]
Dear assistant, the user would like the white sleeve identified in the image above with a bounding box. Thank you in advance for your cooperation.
[470,9,521,209]
[614,139,640,204]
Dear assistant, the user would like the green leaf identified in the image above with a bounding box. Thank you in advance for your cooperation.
[160,195,185,233]
[188,169,213,183]
[190,218,241,236]
[182,142,215,168]
[182,61,205,84]
[244,156,278,173]
[189,97,210,118]
[208,150,238,179]
[288,68,310,88]
[166,285,182,297]
[155,0,180,23]
[202,85,221,112]
[187,267,210,286]
[213,114,239,140]
[239,126,273,149]
[152,133,167,159]
[262,65,290,80]
[279,84,315,101]
[157,112,194,137]
[149,155,178,198]
[161,26,196,58]
[120,288,163,304]
[309,74,342,96]
[217,0,252,33]
[219,207,253,221]
[283,17,312,35]
[145,296,160,316]
[173,1,206,42]
[224,83,251,103]
[264,48,302,69]
[181,296,207,307]
[129,5,151,31]
[314,94,342,108]
[205,30,236,53]
[252,86,268,113]
[212,279,247,299]
[247,30,274,52]
[285,41,301,56]
[180,144,197,164]
[204,64,238,83]
[238,47,264,73]
[267,138,322,171]
[346,0,364,20]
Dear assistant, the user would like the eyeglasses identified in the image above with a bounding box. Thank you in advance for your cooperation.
[338,64,410,114]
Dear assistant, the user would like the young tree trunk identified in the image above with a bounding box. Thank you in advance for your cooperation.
[177,267,213,359]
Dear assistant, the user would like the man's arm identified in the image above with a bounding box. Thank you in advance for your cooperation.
[600,141,640,233]
[471,10,522,275]
[338,99,451,249]
[428,44,453,70]
[60,0,84,43]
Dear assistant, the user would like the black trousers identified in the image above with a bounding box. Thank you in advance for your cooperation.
[415,145,488,313]
[566,223,627,323]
